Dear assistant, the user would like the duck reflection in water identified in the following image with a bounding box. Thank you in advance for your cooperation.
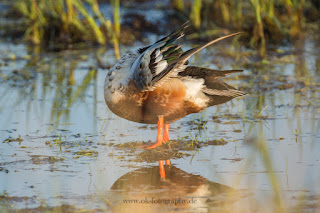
[110,159,240,212]
[104,22,246,149]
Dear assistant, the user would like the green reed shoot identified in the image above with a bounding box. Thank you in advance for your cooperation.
[171,0,184,12]
[250,0,266,56]
[190,0,202,29]
[112,0,120,38]
[219,0,230,25]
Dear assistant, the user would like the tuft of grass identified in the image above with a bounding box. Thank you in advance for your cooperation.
[14,0,120,56]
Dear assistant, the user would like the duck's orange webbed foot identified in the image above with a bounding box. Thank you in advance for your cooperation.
[145,141,163,149]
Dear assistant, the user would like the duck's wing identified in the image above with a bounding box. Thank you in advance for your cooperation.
[203,80,247,106]
[132,25,243,91]
[179,66,243,80]
[132,22,189,91]
[178,65,246,108]
[137,21,189,54]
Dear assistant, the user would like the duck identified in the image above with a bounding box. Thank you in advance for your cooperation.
[104,22,246,149]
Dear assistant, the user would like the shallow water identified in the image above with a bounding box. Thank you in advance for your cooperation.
[0,26,320,212]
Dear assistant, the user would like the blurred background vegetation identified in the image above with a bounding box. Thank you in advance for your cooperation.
[5,0,120,58]
[173,0,320,56]
[1,0,320,58]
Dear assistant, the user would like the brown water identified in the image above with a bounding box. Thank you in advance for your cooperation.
[0,15,320,213]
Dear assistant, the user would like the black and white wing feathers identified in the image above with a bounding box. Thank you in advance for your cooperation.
[132,23,243,92]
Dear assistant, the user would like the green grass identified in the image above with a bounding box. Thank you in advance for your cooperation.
[174,0,319,56]
[190,0,202,29]
[13,0,120,58]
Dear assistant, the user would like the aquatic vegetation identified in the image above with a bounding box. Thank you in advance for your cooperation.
[2,136,22,143]
[31,155,65,164]
[171,0,184,12]
[74,149,98,157]
[173,0,320,56]
[12,0,120,57]
[1,0,318,60]
[190,0,202,29]
[109,138,230,163]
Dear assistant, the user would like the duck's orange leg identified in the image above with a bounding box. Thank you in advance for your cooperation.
[165,159,171,165]
[163,124,170,142]
[145,115,164,149]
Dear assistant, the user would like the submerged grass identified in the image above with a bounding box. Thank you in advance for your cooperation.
[109,138,228,163]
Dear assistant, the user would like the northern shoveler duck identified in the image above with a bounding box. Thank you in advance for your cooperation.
[104,23,246,149]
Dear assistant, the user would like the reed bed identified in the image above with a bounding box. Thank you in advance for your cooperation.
[4,0,319,59]
[172,0,320,56]
[13,0,120,58]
